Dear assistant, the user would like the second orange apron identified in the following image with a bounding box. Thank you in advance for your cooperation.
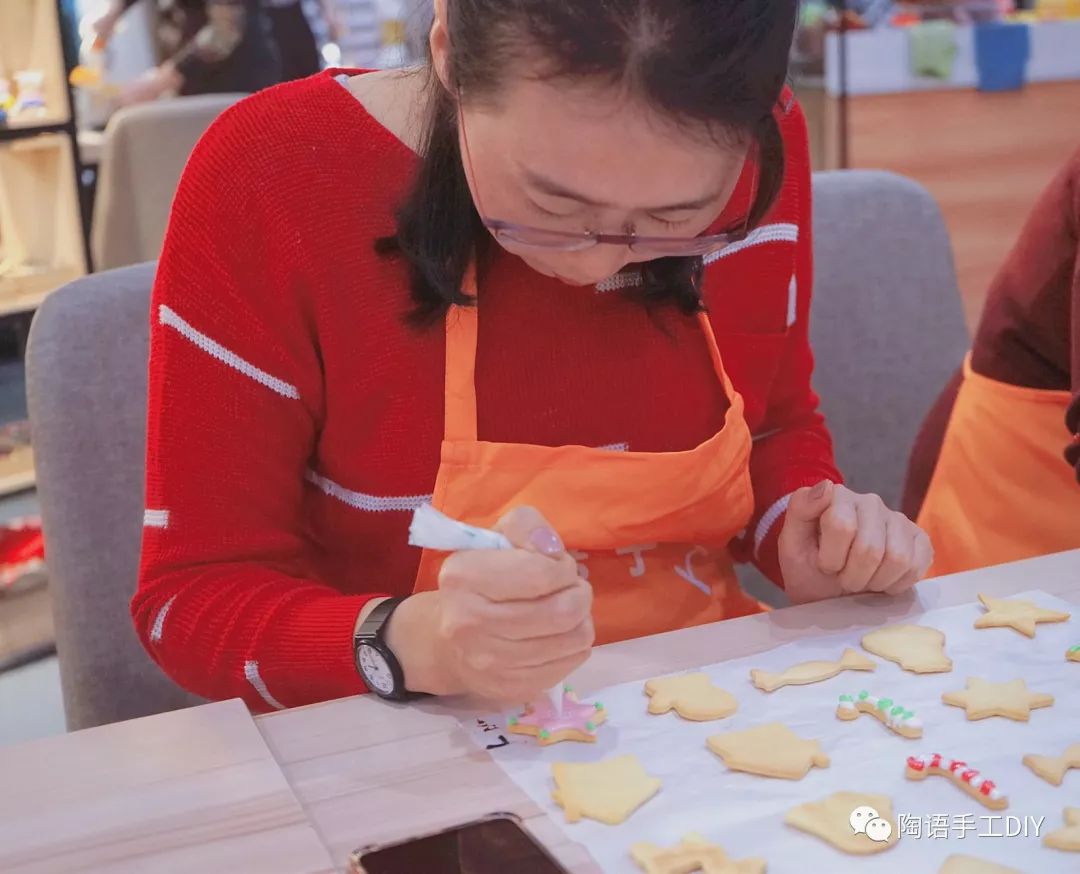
[919,354,1080,577]
[414,266,764,644]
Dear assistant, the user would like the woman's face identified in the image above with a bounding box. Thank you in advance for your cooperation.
[458,75,749,287]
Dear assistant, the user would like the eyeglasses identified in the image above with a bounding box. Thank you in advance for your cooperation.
[481,218,746,258]
[458,106,751,260]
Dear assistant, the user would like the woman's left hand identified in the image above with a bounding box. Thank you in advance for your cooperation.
[778,480,933,604]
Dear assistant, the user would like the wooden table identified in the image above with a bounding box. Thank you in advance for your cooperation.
[3,550,1080,873]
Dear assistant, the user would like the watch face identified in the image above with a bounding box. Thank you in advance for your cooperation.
[358,644,396,696]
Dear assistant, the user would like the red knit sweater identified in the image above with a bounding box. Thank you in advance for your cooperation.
[133,71,840,712]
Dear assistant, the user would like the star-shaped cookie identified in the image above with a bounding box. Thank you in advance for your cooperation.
[551,755,661,825]
[630,833,766,874]
[1043,807,1080,852]
[974,593,1070,638]
[707,722,830,780]
[644,672,738,721]
[941,678,1054,721]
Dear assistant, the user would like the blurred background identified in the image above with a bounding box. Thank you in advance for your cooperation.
[0,0,1078,744]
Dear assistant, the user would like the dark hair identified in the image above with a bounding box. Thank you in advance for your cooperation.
[377,0,799,325]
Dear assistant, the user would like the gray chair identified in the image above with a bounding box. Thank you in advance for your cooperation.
[809,170,968,510]
[91,94,243,271]
[27,263,204,731]
[29,171,967,729]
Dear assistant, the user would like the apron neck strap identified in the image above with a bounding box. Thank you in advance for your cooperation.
[443,262,736,443]
[443,262,480,443]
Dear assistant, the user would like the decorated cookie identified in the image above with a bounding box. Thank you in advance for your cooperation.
[707,722,830,780]
[905,753,1007,810]
[860,624,952,674]
[1067,644,1080,663]
[1044,808,1080,852]
[1023,743,1080,787]
[837,691,922,739]
[785,791,897,855]
[630,833,766,874]
[507,686,606,746]
[644,672,738,721]
[551,755,661,825]
[974,593,1070,638]
[941,677,1054,721]
[938,855,1022,874]
[750,648,876,693]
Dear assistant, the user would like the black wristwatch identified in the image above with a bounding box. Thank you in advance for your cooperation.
[354,597,419,701]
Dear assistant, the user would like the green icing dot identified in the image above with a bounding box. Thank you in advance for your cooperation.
[878,698,893,711]
[563,684,573,693]
[857,690,869,700]
[1070,645,1080,653]
[539,729,550,739]
[890,706,904,716]
[595,701,604,710]
[839,694,854,702]
[585,721,595,731]
[903,710,915,719]
[508,717,518,726]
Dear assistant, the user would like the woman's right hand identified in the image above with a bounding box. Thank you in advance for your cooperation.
[386,507,594,703]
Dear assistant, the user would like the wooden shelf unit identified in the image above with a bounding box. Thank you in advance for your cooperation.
[0,0,91,496]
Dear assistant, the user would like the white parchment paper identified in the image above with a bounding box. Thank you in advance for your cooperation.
[464,591,1078,873]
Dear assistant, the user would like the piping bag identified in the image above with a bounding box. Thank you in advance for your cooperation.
[408,503,565,716]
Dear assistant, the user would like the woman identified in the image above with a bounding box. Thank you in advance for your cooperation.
[906,145,1080,575]
[95,0,281,103]
[133,0,931,711]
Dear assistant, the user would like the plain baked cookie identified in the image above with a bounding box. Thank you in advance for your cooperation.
[861,624,952,674]
[1023,743,1080,786]
[551,755,661,825]
[1043,808,1080,852]
[941,677,1054,721]
[974,593,1071,638]
[785,791,898,855]
[750,648,876,693]
[630,833,766,874]
[644,672,738,721]
[707,722,830,780]
[938,855,1022,874]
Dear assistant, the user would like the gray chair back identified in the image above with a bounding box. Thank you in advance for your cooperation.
[91,94,243,271]
[809,170,968,509]
[27,264,204,731]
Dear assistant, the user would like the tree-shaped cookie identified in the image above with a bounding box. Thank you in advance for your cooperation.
[861,624,952,674]
[1044,808,1080,852]
[941,678,1054,721]
[630,833,765,874]
[644,672,738,721]
[974,593,1070,638]
[785,791,897,855]
[707,722,830,780]
[551,755,661,825]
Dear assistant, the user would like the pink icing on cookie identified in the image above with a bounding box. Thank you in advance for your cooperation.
[509,687,605,742]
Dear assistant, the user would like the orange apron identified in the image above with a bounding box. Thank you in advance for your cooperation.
[414,266,764,644]
[918,354,1080,577]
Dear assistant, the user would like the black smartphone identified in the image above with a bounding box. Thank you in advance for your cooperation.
[350,812,571,874]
